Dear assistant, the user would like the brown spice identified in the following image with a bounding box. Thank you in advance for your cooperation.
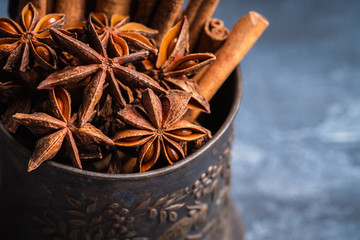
[114,89,207,172]
[196,18,229,54]
[55,0,87,27]
[0,3,65,72]
[46,0,56,13]
[186,11,269,122]
[1,1,268,174]
[17,0,47,18]
[0,80,24,102]
[90,13,158,55]
[13,87,114,171]
[0,73,35,133]
[96,0,132,19]
[2,94,31,133]
[93,93,125,136]
[182,0,204,26]
[37,18,165,127]
[106,149,137,174]
[133,0,160,26]
[153,17,215,114]
[188,0,219,51]
[151,0,184,45]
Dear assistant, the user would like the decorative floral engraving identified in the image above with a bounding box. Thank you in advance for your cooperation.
[35,195,148,240]
[146,194,186,223]
[192,165,222,200]
[156,202,209,240]
[34,131,235,240]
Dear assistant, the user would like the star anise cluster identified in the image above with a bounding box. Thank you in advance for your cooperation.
[0,3,215,173]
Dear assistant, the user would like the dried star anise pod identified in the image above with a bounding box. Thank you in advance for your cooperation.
[113,88,208,172]
[0,80,24,102]
[2,92,31,133]
[93,93,125,136]
[0,72,37,133]
[90,13,158,56]
[13,87,114,171]
[104,149,137,174]
[0,3,65,71]
[149,17,216,114]
[37,16,166,127]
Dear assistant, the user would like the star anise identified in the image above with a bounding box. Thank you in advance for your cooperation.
[90,13,158,56]
[1,92,31,133]
[149,17,216,114]
[93,93,125,136]
[13,87,114,172]
[0,3,65,71]
[113,88,208,172]
[0,80,24,102]
[0,72,36,133]
[37,16,166,127]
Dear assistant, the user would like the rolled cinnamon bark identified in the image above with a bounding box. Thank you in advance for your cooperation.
[56,0,87,26]
[151,0,184,45]
[189,0,219,51]
[17,0,47,18]
[46,0,56,13]
[185,11,269,122]
[197,18,229,53]
[96,0,132,18]
[183,0,204,26]
[133,0,160,26]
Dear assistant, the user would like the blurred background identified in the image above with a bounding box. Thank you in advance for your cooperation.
[212,0,360,240]
[1,0,359,239]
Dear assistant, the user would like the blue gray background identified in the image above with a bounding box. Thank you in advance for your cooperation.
[1,0,360,239]
[212,1,360,240]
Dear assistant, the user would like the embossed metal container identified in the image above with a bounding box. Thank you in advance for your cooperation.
[0,68,244,240]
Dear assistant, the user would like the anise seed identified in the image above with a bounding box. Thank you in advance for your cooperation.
[166,144,179,162]
[115,43,124,56]
[170,129,192,136]
[177,60,197,70]
[0,43,10,49]
[143,144,155,163]
[36,46,51,62]
[167,37,178,58]
[56,96,64,113]
[39,17,58,30]
[24,10,33,30]
[0,21,18,34]
[123,136,142,142]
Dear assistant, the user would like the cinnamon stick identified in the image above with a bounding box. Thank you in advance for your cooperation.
[55,0,87,27]
[133,0,160,26]
[151,0,184,45]
[17,0,47,18]
[197,18,229,53]
[183,0,204,26]
[189,0,219,51]
[185,11,269,122]
[46,0,56,13]
[95,0,132,18]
